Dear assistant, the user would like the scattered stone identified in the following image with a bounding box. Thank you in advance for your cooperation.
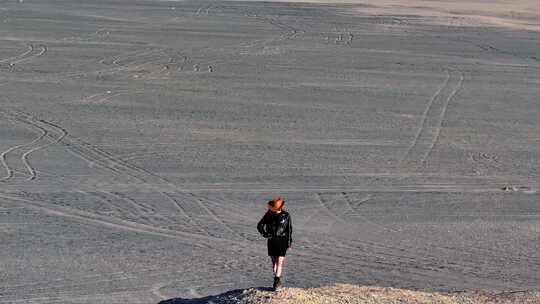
[185,285,540,304]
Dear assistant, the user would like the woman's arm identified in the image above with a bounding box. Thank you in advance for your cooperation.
[287,214,292,247]
[257,212,269,237]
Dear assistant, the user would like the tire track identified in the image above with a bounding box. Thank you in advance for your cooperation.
[306,215,524,285]
[81,90,145,104]
[5,109,176,187]
[0,253,234,293]
[195,2,215,16]
[237,7,304,53]
[2,192,511,289]
[15,189,417,279]
[4,108,486,274]
[0,112,48,181]
[0,106,70,181]
[317,192,400,234]
[108,191,168,227]
[1,266,226,300]
[0,109,125,180]
[0,192,387,274]
[302,234,488,284]
[110,191,156,215]
[0,192,236,247]
[145,184,508,193]
[6,274,231,304]
[32,115,162,184]
[323,193,454,260]
[188,192,250,242]
[17,115,186,189]
[339,192,540,267]
[100,47,187,80]
[400,70,450,165]
[62,28,110,43]
[340,192,373,218]
[401,69,464,166]
[297,201,321,228]
[20,118,67,181]
[316,192,351,224]
[92,190,142,219]
[117,151,181,162]
[0,44,33,64]
[425,69,464,162]
[340,192,399,233]
[36,47,171,83]
[314,192,347,227]
[193,193,252,220]
[10,167,60,179]
[167,192,250,242]
[107,48,155,66]
[464,38,540,67]
[161,192,213,237]
[72,190,124,217]
[9,44,47,65]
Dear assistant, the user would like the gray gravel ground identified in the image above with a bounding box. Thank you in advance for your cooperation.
[0,0,539,303]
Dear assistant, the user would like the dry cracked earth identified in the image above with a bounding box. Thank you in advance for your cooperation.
[0,0,539,303]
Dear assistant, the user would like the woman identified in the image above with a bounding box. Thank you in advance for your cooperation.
[257,196,292,291]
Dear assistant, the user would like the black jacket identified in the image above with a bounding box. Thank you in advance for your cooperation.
[257,210,292,247]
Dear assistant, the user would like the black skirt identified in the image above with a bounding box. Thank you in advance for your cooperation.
[267,236,289,256]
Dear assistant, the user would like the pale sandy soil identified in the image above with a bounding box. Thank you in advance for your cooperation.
[161,284,540,304]
[237,0,540,31]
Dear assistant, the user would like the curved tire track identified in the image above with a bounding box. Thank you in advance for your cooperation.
[401,70,450,165]
[425,69,464,162]
[310,193,531,286]
[0,192,379,272]
[339,192,540,268]
[0,192,241,247]
[188,192,250,242]
[161,192,213,237]
[339,192,399,233]
[401,69,464,167]
[0,44,33,64]
[0,114,48,181]
[9,44,47,65]
[21,118,67,181]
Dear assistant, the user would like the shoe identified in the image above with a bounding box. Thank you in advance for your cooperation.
[272,276,281,291]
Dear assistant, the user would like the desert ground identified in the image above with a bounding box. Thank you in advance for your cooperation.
[0,0,539,303]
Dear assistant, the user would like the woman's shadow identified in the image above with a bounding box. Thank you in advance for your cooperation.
[158,287,273,304]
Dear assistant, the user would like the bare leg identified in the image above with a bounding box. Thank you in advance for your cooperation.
[275,256,285,277]
[271,256,277,276]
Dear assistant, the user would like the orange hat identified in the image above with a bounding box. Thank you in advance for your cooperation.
[267,196,284,212]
